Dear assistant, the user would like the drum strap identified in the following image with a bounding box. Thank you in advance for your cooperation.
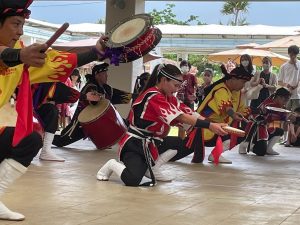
[127,125,162,186]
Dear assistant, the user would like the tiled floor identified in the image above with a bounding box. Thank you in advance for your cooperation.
[1,140,300,225]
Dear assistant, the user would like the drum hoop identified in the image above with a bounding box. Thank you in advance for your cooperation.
[106,14,152,48]
[78,100,110,124]
[119,27,162,63]
[124,28,159,53]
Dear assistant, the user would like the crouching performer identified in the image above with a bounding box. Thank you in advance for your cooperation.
[96,64,226,186]
[239,87,291,156]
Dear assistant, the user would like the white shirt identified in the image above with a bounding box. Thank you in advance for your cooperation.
[278,60,300,99]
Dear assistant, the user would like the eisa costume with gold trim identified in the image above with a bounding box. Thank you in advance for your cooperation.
[0,0,77,221]
[197,82,250,144]
[0,41,77,134]
[0,41,77,108]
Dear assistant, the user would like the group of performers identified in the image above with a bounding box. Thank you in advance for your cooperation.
[0,0,110,220]
[0,0,296,222]
[97,60,295,187]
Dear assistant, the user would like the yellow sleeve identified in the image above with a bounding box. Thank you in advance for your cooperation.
[208,87,232,116]
[28,49,77,84]
[0,43,77,108]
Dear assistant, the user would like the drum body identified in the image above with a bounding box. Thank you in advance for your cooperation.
[106,14,162,63]
[78,99,127,150]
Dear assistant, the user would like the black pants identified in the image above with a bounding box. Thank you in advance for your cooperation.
[252,128,284,156]
[120,136,192,186]
[120,138,149,186]
[0,127,42,167]
[158,136,193,161]
[53,119,84,147]
[35,103,59,133]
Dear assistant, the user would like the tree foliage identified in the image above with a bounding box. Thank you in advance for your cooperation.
[221,0,250,26]
[149,3,205,25]
[97,18,105,24]
[188,55,222,79]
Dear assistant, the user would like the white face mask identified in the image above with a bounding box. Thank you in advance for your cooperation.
[241,60,249,67]
[262,63,270,70]
[181,66,189,73]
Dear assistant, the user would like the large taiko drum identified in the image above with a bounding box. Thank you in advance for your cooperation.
[78,99,127,150]
[106,13,162,63]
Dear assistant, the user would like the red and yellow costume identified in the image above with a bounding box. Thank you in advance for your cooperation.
[0,40,77,136]
[197,82,250,144]
[0,41,76,107]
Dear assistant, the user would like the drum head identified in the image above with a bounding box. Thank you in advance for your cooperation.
[78,99,110,123]
[106,14,152,48]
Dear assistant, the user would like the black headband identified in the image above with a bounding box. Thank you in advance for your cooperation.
[158,65,182,83]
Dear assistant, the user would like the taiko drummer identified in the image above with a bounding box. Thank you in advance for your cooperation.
[162,65,253,165]
[239,87,291,156]
[96,64,227,186]
[0,0,107,220]
[53,63,134,148]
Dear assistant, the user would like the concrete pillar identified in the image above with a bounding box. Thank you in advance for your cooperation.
[105,0,145,118]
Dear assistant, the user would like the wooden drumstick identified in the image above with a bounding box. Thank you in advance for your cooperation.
[36,22,69,55]
[43,23,69,51]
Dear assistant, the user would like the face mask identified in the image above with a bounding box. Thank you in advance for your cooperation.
[262,63,270,70]
[241,60,249,67]
[181,66,189,73]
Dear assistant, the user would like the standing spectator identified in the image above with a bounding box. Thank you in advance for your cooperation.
[278,45,300,143]
[57,78,72,129]
[176,60,198,109]
[176,60,198,139]
[250,57,277,109]
[286,107,300,147]
[196,68,213,104]
[278,45,300,111]
[225,59,236,73]
[240,54,254,74]
[69,69,82,119]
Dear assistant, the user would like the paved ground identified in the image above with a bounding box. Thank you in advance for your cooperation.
[1,140,300,225]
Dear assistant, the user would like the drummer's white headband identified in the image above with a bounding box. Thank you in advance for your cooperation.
[158,64,183,83]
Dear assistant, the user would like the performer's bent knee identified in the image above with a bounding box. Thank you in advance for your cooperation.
[121,170,143,187]
[30,131,43,152]
[12,132,43,167]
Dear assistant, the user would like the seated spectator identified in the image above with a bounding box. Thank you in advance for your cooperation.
[286,107,300,147]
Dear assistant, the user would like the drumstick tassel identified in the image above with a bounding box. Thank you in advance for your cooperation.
[211,136,223,165]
